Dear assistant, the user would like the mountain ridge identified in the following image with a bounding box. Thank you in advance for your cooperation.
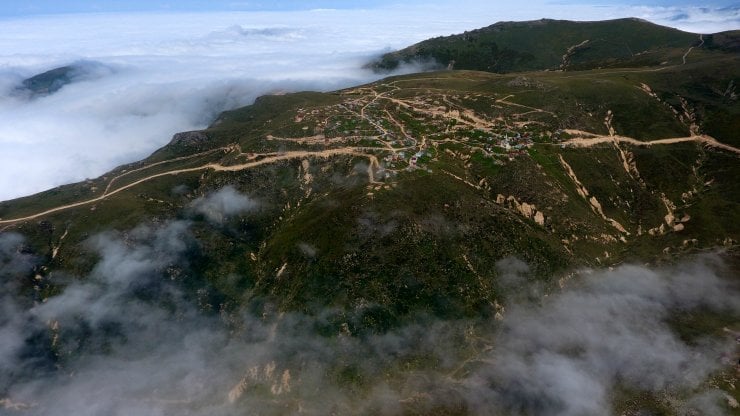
[367,17,737,74]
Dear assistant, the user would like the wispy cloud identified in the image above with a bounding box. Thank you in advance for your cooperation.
[0,220,737,414]
[468,255,740,415]
[189,186,259,223]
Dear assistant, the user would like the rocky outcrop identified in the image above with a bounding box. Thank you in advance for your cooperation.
[496,194,546,226]
[168,130,210,147]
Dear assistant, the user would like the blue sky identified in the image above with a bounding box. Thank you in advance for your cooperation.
[1,0,737,17]
[1,0,404,16]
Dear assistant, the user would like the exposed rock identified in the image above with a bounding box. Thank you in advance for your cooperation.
[497,194,546,226]
[534,211,545,226]
[507,76,545,89]
[664,212,675,226]
[520,202,534,218]
[169,130,210,147]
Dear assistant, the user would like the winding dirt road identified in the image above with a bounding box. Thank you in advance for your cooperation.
[682,34,704,65]
[4,79,739,227]
[560,131,740,155]
[0,147,380,226]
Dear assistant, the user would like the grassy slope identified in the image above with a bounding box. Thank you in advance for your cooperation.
[2,55,737,318]
[371,18,701,73]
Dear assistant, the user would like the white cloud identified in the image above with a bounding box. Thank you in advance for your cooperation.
[0,222,737,414]
[0,4,736,201]
[471,255,740,414]
[189,186,258,223]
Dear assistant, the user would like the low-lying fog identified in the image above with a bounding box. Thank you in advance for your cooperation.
[0,187,738,415]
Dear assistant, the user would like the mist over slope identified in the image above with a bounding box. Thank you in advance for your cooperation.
[1,219,738,415]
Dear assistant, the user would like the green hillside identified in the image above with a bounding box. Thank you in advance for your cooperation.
[369,18,721,73]
[14,61,110,98]
[2,53,738,316]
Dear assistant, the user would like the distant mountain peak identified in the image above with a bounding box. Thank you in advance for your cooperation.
[15,60,113,98]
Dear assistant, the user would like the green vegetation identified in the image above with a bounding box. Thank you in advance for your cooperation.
[369,18,708,73]
[19,65,78,95]
[1,19,739,415]
[3,51,739,315]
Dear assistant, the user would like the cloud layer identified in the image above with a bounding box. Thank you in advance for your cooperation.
[0,3,737,201]
[0,209,738,414]
[468,256,740,415]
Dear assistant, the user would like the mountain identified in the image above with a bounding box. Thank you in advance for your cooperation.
[369,18,738,73]
[1,19,739,415]
[14,60,112,98]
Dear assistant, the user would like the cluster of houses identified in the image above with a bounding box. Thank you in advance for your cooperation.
[384,152,406,163]
[493,132,535,151]
[461,130,536,159]
[497,135,534,159]
[382,149,428,168]
[410,150,426,166]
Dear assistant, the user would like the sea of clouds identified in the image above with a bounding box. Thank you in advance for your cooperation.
[0,2,737,201]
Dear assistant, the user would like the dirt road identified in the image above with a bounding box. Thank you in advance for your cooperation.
[560,132,740,155]
[0,147,380,226]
